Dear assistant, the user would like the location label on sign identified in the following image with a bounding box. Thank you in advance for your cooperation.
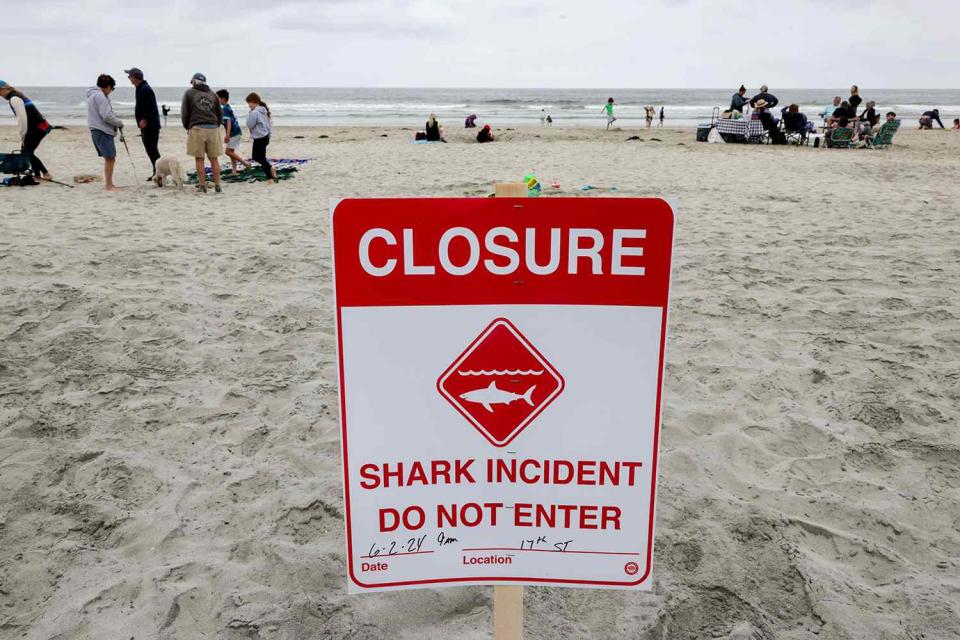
[331,197,675,592]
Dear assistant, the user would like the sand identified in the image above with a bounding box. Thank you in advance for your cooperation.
[1,123,959,639]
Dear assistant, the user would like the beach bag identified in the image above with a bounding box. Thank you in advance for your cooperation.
[0,151,31,174]
[707,128,725,144]
[414,132,427,141]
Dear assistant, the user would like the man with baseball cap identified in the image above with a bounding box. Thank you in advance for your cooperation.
[180,72,223,193]
[125,67,161,179]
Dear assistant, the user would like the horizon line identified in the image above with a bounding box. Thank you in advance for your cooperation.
[14,85,960,91]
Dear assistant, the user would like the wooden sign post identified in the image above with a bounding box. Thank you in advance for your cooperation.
[494,585,524,639]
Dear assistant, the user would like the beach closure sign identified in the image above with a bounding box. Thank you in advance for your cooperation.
[331,197,675,592]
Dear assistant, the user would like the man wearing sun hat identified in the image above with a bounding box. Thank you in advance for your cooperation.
[180,72,224,193]
[124,67,161,179]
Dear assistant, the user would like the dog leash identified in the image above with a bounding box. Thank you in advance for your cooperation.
[119,129,141,186]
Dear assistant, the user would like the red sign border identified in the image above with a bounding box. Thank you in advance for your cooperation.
[436,317,566,448]
[331,197,674,590]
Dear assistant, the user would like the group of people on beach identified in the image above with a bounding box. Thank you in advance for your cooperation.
[417,113,495,143]
[723,83,950,144]
[601,99,665,130]
[2,70,278,192]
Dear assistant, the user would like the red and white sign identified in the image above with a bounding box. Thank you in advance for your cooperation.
[332,197,675,592]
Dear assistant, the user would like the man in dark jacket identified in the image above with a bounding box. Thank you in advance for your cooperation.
[749,85,779,111]
[125,67,161,178]
[181,72,224,193]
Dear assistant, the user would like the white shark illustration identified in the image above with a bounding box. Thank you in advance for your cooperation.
[459,381,536,413]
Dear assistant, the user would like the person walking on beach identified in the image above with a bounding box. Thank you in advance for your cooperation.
[246,92,277,184]
[659,106,664,127]
[0,80,53,181]
[217,90,251,175]
[86,74,124,192]
[602,98,616,130]
[125,67,161,179]
[540,109,547,127]
[181,72,223,193]
[162,104,170,126]
[644,105,655,128]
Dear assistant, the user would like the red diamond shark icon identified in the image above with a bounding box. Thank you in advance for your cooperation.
[437,318,565,447]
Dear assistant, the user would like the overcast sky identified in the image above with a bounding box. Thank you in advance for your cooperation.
[7,0,959,88]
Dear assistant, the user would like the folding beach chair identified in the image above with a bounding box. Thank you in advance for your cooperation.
[780,113,809,146]
[825,127,855,149]
[864,120,901,149]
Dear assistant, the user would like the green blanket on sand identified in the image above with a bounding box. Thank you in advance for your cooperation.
[187,166,299,184]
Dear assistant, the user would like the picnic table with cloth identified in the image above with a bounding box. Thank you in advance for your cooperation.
[714,118,767,142]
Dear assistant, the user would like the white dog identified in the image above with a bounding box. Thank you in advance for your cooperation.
[153,156,185,189]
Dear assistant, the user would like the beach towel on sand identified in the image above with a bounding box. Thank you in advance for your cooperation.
[187,158,309,184]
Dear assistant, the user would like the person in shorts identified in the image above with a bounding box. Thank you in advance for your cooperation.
[217,89,251,175]
[602,97,616,130]
[86,74,124,192]
[181,72,224,193]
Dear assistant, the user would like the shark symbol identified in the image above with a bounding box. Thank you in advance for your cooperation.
[459,381,536,413]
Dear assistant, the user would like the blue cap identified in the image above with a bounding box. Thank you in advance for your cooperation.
[191,72,206,83]
[0,80,6,88]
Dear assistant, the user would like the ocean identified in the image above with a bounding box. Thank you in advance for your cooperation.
[2,87,958,128]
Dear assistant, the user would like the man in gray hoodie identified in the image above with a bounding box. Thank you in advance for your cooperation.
[181,72,223,193]
[86,74,124,192]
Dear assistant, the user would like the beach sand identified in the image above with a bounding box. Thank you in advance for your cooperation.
[1,124,959,639]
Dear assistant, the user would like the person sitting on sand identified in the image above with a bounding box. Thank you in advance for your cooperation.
[0,80,53,182]
[919,109,944,129]
[425,114,441,141]
[86,74,124,192]
[953,118,960,130]
[217,90,252,175]
[477,124,494,143]
[465,114,477,128]
[602,98,616,130]
[730,85,750,115]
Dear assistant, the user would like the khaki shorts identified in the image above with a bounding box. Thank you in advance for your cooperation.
[187,126,223,158]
